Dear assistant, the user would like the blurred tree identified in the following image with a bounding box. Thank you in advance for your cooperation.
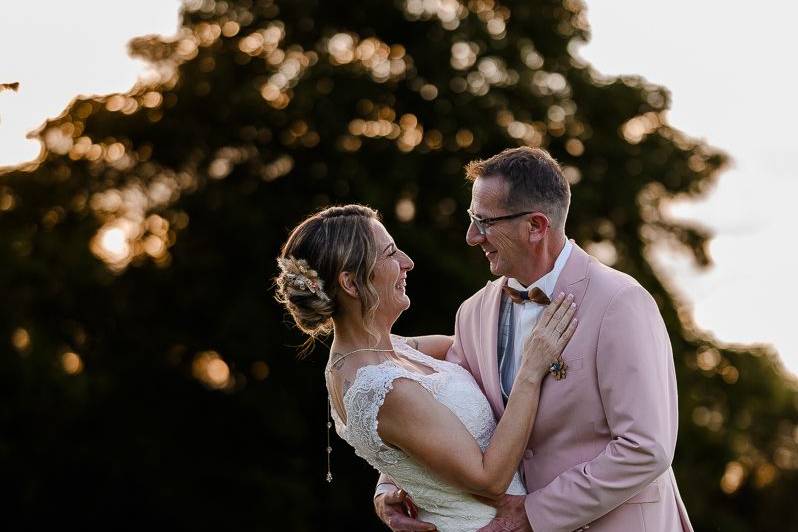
[1,0,797,530]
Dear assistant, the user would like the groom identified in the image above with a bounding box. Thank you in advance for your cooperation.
[374,147,692,531]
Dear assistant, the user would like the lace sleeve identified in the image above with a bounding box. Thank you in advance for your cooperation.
[343,364,433,465]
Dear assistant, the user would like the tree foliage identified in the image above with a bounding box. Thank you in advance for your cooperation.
[1,1,797,530]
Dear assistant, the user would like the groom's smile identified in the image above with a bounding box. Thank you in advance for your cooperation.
[467,175,532,281]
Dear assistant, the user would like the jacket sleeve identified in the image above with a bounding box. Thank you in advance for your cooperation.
[524,284,679,532]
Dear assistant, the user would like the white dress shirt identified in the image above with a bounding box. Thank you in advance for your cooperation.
[501,239,573,393]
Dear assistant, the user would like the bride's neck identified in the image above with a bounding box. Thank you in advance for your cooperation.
[331,315,392,354]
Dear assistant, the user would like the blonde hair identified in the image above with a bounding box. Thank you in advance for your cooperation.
[274,204,381,356]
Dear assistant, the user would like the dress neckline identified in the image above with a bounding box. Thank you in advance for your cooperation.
[331,336,445,431]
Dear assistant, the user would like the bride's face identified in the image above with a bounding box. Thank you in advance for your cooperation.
[370,220,414,323]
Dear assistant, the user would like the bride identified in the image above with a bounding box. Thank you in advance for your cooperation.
[275,204,577,531]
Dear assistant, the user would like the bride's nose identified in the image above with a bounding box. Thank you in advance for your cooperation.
[401,251,414,271]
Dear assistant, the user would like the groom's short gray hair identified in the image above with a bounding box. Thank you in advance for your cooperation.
[465,147,571,232]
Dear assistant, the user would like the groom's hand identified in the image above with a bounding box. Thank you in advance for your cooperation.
[374,488,437,531]
[476,494,532,532]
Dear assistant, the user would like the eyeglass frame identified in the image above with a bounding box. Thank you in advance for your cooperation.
[467,208,545,235]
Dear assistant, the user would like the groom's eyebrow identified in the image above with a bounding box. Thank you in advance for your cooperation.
[469,206,487,218]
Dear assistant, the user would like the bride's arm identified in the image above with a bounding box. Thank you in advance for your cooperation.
[378,376,539,500]
[379,294,576,500]
[404,334,454,359]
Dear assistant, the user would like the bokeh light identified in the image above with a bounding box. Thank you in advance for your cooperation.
[61,352,84,375]
[192,350,232,390]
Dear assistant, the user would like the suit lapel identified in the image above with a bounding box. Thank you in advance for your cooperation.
[479,278,506,419]
[481,243,591,421]
[553,241,590,308]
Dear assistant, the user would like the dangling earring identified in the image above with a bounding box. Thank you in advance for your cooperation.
[326,396,333,482]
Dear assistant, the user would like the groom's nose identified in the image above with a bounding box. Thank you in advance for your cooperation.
[466,221,484,246]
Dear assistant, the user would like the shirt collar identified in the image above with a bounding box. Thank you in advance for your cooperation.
[507,239,573,297]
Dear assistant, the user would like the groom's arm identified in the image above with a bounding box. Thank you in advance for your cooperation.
[405,335,454,360]
[523,284,679,532]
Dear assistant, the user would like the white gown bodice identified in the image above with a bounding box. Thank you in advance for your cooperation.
[329,336,526,531]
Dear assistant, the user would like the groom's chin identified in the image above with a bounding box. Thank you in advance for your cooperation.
[488,261,502,276]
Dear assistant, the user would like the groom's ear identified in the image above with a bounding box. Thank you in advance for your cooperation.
[526,213,549,243]
[338,271,359,298]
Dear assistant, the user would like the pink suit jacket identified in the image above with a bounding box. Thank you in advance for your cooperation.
[446,243,693,532]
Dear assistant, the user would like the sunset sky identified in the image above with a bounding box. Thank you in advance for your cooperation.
[580,0,798,377]
[1,0,795,375]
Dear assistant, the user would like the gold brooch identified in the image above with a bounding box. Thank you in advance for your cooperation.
[548,356,568,380]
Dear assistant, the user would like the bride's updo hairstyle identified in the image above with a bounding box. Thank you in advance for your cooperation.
[275,204,381,353]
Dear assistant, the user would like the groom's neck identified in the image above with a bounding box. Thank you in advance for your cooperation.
[514,234,566,286]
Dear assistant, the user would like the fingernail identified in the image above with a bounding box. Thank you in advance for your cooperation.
[558,291,565,298]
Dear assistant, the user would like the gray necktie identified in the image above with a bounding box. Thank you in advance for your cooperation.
[497,292,515,404]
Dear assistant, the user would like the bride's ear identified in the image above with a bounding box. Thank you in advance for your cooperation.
[338,271,359,298]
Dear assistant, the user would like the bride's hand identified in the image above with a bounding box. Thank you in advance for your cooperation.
[517,292,577,384]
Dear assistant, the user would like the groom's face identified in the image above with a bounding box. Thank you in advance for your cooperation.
[466,175,530,279]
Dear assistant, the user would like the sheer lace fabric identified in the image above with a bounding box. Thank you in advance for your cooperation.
[328,336,526,531]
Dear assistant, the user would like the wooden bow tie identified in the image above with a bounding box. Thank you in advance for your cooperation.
[502,285,551,305]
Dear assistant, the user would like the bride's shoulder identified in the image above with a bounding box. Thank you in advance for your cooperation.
[377,376,439,423]
[344,360,416,397]
[382,375,433,403]
[343,364,432,430]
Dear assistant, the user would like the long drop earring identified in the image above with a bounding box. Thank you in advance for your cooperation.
[326,396,333,482]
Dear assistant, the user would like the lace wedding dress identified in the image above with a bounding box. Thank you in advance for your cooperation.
[329,335,526,531]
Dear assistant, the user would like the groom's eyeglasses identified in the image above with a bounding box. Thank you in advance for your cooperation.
[467,208,537,236]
